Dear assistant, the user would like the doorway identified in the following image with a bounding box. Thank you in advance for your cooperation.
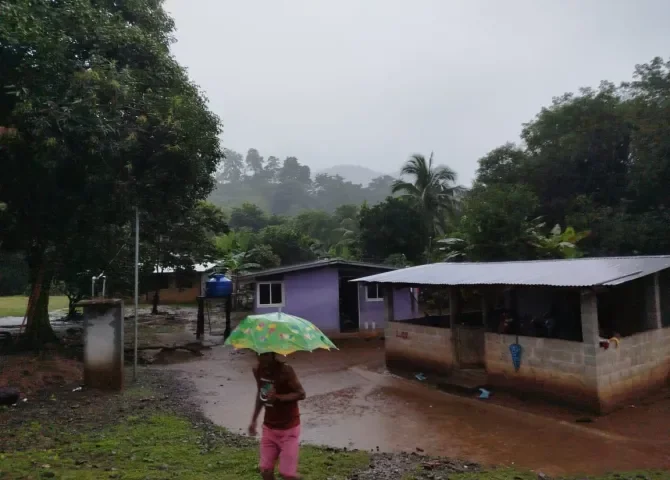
[339,276,360,332]
[454,324,486,368]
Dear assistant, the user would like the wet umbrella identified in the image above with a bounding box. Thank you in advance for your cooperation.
[224,312,337,356]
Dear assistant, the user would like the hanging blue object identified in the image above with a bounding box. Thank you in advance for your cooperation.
[205,273,233,298]
[509,341,522,372]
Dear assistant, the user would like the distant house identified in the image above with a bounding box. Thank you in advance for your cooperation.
[150,263,217,304]
[354,256,670,414]
[240,259,417,337]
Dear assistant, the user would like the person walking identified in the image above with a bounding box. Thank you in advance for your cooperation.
[249,352,306,480]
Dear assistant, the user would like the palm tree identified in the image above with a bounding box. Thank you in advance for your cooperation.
[391,153,462,237]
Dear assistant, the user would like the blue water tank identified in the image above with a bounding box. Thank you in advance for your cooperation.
[205,273,233,298]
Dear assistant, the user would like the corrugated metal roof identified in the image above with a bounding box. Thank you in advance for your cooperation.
[240,258,396,281]
[352,256,670,287]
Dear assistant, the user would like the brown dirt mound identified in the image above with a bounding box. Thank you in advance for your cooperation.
[0,353,83,397]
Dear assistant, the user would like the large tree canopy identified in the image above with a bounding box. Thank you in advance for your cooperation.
[458,57,670,260]
[0,0,222,345]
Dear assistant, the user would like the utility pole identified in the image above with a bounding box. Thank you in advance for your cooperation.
[133,207,140,382]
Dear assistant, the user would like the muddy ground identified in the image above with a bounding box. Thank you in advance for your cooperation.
[2,307,669,479]
[0,358,483,480]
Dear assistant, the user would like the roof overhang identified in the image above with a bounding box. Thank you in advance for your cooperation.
[351,256,670,288]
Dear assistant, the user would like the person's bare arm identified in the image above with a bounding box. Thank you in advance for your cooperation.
[274,365,306,403]
[249,367,263,435]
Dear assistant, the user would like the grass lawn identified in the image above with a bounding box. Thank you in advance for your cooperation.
[1,413,369,479]
[0,295,69,317]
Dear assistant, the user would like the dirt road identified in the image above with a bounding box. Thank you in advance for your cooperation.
[166,338,670,476]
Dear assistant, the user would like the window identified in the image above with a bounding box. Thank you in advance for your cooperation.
[257,282,284,307]
[366,284,384,302]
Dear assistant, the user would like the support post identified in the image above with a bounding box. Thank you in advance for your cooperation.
[654,273,663,329]
[133,207,139,382]
[196,296,205,340]
[481,290,489,327]
[448,287,459,327]
[224,295,232,340]
[383,285,395,325]
[580,288,599,344]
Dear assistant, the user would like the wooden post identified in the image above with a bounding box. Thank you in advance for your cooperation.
[481,290,489,327]
[654,273,663,329]
[196,296,205,340]
[448,287,459,327]
[384,285,395,325]
[224,295,232,340]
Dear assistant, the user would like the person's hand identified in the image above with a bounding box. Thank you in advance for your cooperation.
[266,387,277,403]
[248,422,258,437]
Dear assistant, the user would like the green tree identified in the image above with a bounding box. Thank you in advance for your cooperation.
[439,185,540,261]
[291,210,337,249]
[229,203,269,232]
[257,225,316,265]
[0,0,222,345]
[143,202,228,313]
[219,149,245,183]
[392,153,462,237]
[329,205,361,259]
[358,197,427,264]
[0,252,29,296]
[245,148,264,176]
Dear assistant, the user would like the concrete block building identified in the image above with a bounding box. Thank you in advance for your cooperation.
[354,256,670,413]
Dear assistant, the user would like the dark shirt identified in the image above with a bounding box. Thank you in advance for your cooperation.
[254,363,300,430]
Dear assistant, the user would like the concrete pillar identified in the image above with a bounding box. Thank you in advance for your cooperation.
[78,299,124,391]
[384,285,395,325]
[580,289,599,344]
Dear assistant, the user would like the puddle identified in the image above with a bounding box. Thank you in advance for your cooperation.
[166,342,670,476]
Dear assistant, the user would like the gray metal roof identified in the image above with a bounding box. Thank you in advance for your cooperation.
[240,258,396,281]
[351,256,670,288]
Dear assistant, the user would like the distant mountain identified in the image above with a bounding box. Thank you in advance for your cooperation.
[316,165,389,186]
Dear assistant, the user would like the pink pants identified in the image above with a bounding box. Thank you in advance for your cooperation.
[259,424,300,478]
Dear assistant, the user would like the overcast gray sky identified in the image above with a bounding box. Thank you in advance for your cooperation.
[164,0,669,184]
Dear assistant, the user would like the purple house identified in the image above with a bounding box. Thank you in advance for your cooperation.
[240,259,416,336]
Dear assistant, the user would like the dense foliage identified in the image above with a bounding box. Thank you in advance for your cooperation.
[1,0,668,350]
[457,57,670,260]
[0,0,222,344]
[209,148,397,214]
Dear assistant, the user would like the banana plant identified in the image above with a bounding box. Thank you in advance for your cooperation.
[529,224,590,259]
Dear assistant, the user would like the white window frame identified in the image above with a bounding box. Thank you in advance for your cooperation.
[256,281,285,308]
[365,283,384,302]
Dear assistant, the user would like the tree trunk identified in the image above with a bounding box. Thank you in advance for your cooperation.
[67,294,82,318]
[152,289,160,315]
[23,261,58,349]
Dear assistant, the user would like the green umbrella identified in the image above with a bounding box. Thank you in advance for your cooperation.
[224,312,338,356]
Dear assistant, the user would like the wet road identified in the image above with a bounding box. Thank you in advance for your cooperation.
[167,339,670,476]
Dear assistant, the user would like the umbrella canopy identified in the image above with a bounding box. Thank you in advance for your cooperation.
[224,312,338,356]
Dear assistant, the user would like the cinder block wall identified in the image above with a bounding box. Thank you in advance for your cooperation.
[597,327,670,412]
[485,333,601,411]
[386,321,454,375]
